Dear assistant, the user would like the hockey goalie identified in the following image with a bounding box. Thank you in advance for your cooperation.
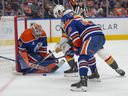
[17,23,65,74]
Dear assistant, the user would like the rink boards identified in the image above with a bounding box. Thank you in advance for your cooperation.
[0,18,128,45]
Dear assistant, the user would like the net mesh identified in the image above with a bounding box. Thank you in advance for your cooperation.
[0,16,15,45]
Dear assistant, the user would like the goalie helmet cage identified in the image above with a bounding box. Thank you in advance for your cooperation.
[0,16,27,73]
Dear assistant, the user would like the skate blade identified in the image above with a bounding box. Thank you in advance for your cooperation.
[64,73,78,77]
[70,86,87,92]
[89,78,101,82]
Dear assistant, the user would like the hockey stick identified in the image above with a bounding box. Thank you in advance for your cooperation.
[40,50,55,62]
[0,54,65,75]
[22,50,56,75]
[0,50,55,63]
[22,50,65,75]
[0,55,17,62]
[0,55,65,64]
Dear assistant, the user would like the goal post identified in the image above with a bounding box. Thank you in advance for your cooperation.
[14,16,27,72]
[0,16,27,73]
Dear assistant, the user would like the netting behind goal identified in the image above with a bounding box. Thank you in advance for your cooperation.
[0,16,27,73]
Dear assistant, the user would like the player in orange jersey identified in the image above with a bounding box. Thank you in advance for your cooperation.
[18,23,65,74]
[53,5,125,91]
[53,5,125,78]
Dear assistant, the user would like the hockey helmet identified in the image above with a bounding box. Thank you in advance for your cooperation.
[53,5,65,18]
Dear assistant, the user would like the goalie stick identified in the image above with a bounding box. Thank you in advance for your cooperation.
[0,55,17,62]
[22,50,65,75]
[0,54,65,75]
[22,50,56,75]
[0,55,65,63]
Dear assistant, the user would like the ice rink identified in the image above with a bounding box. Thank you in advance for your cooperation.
[0,40,128,96]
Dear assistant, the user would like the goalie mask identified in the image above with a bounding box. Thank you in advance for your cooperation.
[31,23,42,38]
[53,5,65,18]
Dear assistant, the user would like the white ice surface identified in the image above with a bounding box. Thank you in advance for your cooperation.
[0,40,128,96]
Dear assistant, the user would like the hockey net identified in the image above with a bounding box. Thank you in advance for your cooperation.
[0,16,27,73]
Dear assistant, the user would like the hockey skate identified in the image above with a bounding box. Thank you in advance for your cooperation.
[71,76,87,92]
[88,70,101,82]
[115,68,125,76]
[64,66,78,77]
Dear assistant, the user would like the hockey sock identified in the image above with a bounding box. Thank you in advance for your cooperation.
[88,57,97,73]
[109,61,118,69]
[105,56,118,69]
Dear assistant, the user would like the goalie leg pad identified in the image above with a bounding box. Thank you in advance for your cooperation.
[18,52,30,70]
[39,60,57,67]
